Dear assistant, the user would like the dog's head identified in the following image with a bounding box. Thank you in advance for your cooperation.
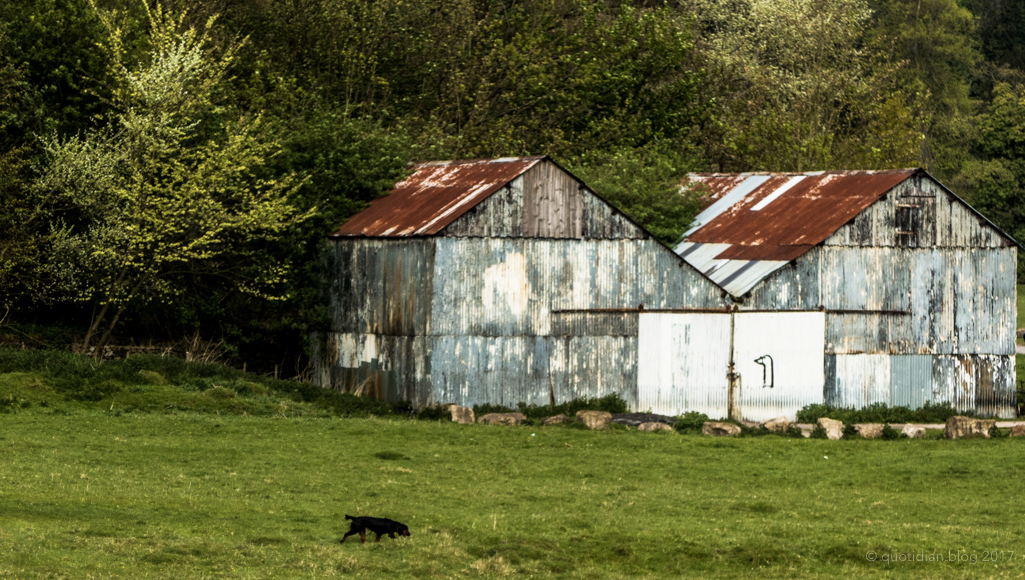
[400,526,411,537]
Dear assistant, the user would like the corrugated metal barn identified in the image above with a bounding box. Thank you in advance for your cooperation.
[669,169,1018,419]
[312,159,1018,419]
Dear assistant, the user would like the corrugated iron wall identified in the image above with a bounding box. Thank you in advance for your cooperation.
[637,313,731,418]
[747,173,1016,417]
[824,353,1016,418]
[312,238,436,403]
[425,237,724,407]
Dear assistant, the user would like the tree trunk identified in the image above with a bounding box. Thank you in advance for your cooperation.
[80,302,111,354]
[93,305,126,361]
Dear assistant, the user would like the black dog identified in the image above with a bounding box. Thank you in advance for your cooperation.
[340,515,411,544]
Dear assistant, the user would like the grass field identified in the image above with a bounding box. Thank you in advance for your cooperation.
[1,348,1023,579]
[2,402,1025,578]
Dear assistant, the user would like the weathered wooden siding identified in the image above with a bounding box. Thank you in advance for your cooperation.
[822,175,1010,249]
[444,160,646,240]
[326,238,435,336]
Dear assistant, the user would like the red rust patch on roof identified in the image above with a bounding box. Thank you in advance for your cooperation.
[685,169,917,260]
[332,156,545,237]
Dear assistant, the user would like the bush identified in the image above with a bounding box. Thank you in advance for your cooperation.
[673,411,710,434]
[809,425,829,439]
[416,406,452,421]
[472,403,516,416]
[737,423,804,438]
[842,424,858,440]
[881,424,901,440]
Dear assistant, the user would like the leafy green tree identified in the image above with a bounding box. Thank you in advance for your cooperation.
[568,143,704,245]
[687,0,922,172]
[867,0,981,177]
[950,82,1025,276]
[35,1,307,355]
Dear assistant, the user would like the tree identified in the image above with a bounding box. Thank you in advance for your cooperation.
[867,0,981,177]
[950,82,1025,277]
[35,1,308,355]
[568,142,704,245]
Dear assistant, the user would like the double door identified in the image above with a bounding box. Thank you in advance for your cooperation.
[637,312,825,422]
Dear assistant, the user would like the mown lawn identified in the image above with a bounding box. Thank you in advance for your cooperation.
[1,401,1024,578]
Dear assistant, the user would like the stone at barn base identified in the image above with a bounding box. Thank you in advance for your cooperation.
[816,418,844,440]
[702,422,741,437]
[611,413,676,427]
[542,414,574,426]
[944,416,996,439]
[638,422,674,432]
[576,411,613,430]
[1010,425,1025,437]
[449,405,475,424]
[854,423,884,439]
[761,416,790,433]
[901,426,926,439]
[478,412,527,426]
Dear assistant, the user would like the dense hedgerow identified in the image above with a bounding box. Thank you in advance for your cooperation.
[796,402,963,424]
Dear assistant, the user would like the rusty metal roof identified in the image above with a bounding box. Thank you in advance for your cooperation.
[331,156,545,237]
[674,169,918,296]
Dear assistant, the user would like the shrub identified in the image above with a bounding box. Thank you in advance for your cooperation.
[416,406,451,421]
[673,411,710,434]
[809,425,829,439]
[880,424,901,440]
[473,403,516,416]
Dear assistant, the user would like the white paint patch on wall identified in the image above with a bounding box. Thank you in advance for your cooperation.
[481,251,530,317]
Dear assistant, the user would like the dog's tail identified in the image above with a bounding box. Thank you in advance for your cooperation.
[345,514,355,521]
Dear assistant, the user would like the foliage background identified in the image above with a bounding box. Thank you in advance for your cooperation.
[1,0,1022,373]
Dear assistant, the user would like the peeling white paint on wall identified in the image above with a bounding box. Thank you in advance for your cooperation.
[482,252,530,317]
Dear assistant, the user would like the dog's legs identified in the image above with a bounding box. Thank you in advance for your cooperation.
[389,533,396,539]
[375,532,383,543]
[340,531,357,544]
[359,530,366,543]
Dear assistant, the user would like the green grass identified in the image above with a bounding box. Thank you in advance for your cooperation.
[2,372,1025,578]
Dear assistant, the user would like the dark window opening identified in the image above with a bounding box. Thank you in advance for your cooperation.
[896,204,920,247]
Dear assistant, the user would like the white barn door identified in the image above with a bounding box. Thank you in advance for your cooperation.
[733,312,825,422]
[637,313,730,418]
